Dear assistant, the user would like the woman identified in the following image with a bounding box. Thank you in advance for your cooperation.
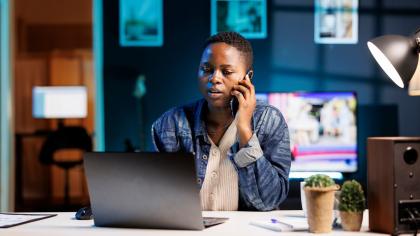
[151,32,291,211]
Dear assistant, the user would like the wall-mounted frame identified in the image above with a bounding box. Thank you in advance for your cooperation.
[314,0,358,44]
[119,0,163,47]
[211,0,267,39]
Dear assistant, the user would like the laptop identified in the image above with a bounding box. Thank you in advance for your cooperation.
[84,152,228,230]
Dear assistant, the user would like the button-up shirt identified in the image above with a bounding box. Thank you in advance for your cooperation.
[200,117,238,211]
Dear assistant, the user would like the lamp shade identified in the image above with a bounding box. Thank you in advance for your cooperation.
[409,58,420,96]
[367,35,419,88]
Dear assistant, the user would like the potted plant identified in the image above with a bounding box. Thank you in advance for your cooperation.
[338,180,366,231]
[304,174,340,233]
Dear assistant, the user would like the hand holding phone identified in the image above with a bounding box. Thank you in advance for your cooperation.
[230,70,254,115]
[230,70,256,148]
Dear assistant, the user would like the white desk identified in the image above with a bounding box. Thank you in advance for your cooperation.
[1,210,389,236]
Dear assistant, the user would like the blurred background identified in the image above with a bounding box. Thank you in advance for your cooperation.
[1,0,420,212]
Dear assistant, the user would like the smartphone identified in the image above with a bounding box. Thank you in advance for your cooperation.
[230,70,253,116]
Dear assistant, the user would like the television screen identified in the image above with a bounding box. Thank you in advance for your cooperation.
[32,86,87,119]
[256,92,357,173]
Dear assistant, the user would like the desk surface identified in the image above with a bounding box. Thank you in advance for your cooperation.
[1,210,390,236]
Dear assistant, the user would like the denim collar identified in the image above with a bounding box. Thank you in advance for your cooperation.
[193,99,210,143]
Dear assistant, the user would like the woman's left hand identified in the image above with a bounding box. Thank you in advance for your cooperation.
[231,74,256,148]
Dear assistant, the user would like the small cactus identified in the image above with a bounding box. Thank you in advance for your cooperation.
[338,180,366,212]
[304,174,335,188]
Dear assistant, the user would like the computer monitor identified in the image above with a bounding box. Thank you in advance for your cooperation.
[32,86,87,119]
[256,92,357,174]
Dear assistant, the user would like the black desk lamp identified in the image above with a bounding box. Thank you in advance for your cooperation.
[367,28,420,96]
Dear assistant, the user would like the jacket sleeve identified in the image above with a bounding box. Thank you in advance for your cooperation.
[151,110,181,152]
[233,107,291,211]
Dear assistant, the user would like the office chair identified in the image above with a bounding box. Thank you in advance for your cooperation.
[39,126,92,206]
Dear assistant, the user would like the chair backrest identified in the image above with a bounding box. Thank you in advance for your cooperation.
[39,126,93,165]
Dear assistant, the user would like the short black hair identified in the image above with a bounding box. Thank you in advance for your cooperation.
[204,32,253,70]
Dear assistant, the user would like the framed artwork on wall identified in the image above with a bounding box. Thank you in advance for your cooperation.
[314,0,358,44]
[119,0,163,47]
[211,0,267,39]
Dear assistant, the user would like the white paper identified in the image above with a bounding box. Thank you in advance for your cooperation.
[0,213,54,227]
[276,216,309,231]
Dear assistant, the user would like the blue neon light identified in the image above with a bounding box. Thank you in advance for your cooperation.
[93,0,105,151]
[0,0,12,211]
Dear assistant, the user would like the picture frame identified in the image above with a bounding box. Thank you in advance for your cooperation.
[119,0,163,47]
[314,0,358,44]
[211,0,267,39]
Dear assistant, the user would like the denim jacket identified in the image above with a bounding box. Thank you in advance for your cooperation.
[151,99,291,211]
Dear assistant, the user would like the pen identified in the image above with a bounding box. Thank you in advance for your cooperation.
[270,218,293,229]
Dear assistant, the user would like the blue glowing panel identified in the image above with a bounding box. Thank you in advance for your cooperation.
[93,0,105,151]
[119,0,163,47]
[314,0,358,44]
[211,0,267,39]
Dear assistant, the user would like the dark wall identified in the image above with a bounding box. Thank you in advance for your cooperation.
[103,0,275,151]
[104,0,206,151]
[103,0,420,152]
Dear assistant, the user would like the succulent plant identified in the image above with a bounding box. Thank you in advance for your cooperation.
[304,174,336,188]
[338,180,366,212]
